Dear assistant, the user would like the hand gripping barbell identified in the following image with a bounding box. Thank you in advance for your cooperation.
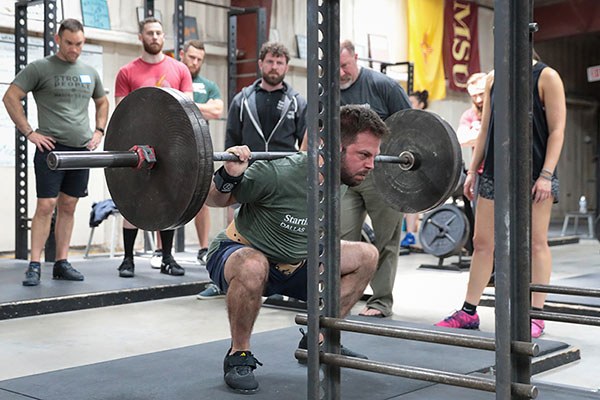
[47,87,463,231]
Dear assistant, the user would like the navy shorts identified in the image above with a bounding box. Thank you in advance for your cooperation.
[34,143,90,199]
[478,174,559,203]
[206,239,308,301]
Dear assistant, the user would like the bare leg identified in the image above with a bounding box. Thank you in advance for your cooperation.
[224,248,269,353]
[531,198,554,309]
[465,198,495,306]
[30,198,58,262]
[54,193,79,260]
[404,213,419,234]
[155,231,162,249]
[340,240,378,317]
[194,205,211,249]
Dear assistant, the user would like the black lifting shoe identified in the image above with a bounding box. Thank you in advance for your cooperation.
[118,257,135,278]
[22,262,41,286]
[53,260,84,281]
[160,255,185,276]
[297,328,368,364]
[223,349,263,394]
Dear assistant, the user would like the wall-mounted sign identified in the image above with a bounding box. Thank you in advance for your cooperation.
[587,65,600,83]
[81,0,110,30]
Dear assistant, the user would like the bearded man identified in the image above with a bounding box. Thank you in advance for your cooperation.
[113,17,193,278]
[224,42,307,152]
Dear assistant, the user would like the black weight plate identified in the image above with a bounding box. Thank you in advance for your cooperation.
[419,204,469,258]
[373,109,462,213]
[104,87,214,231]
[171,91,214,228]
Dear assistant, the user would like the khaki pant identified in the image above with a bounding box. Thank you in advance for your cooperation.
[340,173,402,317]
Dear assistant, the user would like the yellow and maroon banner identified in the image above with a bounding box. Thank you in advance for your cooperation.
[407,0,446,100]
[443,0,481,92]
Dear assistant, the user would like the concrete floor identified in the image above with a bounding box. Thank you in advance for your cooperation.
[0,239,599,393]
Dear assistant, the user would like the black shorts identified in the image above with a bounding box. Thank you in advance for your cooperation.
[478,174,559,203]
[34,143,90,199]
[206,239,308,301]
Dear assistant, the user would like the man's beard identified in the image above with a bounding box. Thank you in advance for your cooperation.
[262,71,285,86]
[340,78,353,90]
[340,151,367,187]
[143,41,163,55]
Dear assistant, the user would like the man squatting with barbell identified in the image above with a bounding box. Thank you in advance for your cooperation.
[204,105,387,394]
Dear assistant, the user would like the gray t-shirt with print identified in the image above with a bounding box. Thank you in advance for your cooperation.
[12,55,105,147]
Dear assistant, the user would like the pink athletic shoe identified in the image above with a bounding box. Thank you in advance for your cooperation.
[531,319,545,338]
[435,310,480,329]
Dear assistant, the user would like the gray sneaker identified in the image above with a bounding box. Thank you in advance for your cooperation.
[118,257,135,278]
[23,262,41,286]
[223,349,262,394]
[297,328,367,364]
[52,260,84,281]
[197,283,225,299]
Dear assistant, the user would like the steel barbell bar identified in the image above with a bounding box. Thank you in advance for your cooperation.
[47,149,414,171]
[47,87,462,231]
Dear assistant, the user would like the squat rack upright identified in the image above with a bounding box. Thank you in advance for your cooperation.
[304,0,539,399]
[14,0,57,260]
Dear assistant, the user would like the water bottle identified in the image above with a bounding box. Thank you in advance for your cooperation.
[579,196,587,214]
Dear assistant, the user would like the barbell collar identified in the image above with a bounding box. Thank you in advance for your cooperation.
[398,151,417,171]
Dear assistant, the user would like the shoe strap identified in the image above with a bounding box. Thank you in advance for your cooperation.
[118,262,133,271]
[226,351,263,369]
[55,261,73,269]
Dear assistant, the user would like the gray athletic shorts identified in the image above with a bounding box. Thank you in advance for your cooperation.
[478,174,559,203]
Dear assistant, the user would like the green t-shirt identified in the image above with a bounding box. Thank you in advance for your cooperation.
[12,55,105,147]
[209,152,308,264]
[192,75,221,104]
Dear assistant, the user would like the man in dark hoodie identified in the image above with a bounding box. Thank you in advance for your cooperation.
[225,41,307,152]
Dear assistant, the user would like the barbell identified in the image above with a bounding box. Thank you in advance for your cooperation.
[47,87,463,231]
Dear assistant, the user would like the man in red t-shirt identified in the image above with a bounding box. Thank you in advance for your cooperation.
[114,17,193,278]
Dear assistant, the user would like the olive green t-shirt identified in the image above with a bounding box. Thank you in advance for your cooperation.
[12,55,105,147]
[209,152,309,264]
[208,152,349,264]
